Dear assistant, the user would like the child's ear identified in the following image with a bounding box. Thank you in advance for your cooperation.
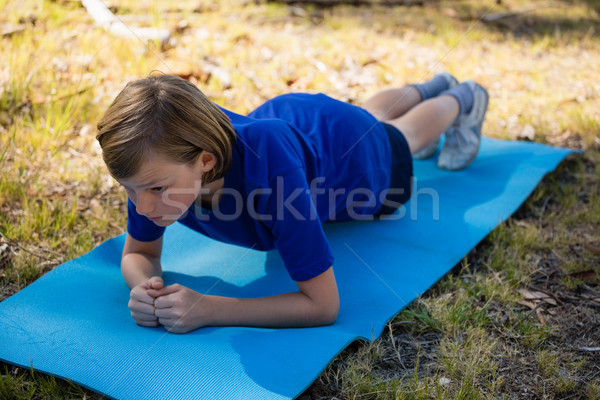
[196,150,217,174]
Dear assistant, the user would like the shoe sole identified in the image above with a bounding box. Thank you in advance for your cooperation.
[438,81,489,171]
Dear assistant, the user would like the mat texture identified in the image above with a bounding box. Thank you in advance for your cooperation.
[0,138,572,399]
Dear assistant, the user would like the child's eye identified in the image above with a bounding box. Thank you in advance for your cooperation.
[151,187,165,193]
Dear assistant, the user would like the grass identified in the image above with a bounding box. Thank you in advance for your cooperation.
[1,0,599,398]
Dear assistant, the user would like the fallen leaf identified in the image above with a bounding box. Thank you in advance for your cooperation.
[442,8,458,18]
[567,269,599,281]
[438,377,451,386]
[517,300,537,310]
[89,198,102,213]
[519,289,557,306]
[536,308,546,326]
[76,195,89,211]
[175,19,189,34]
[288,76,311,90]
[0,241,11,269]
[519,124,535,141]
[1,24,27,37]
[584,242,600,255]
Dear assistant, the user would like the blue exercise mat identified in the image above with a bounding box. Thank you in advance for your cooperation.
[0,138,572,399]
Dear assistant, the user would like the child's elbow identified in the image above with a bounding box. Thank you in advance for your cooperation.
[318,299,339,326]
[325,305,339,325]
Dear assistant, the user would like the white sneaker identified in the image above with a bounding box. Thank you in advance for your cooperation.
[437,81,489,171]
[413,72,459,160]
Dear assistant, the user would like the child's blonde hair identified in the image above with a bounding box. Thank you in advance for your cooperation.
[96,74,236,183]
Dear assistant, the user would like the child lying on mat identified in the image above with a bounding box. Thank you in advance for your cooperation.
[96,73,489,333]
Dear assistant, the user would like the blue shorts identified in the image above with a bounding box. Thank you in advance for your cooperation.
[377,123,413,215]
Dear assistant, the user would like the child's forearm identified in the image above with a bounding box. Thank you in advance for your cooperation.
[207,291,338,328]
[121,252,162,289]
[152,267,339,332]
[206,267,339,328]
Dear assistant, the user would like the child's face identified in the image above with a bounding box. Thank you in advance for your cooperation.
[118,152,207,226]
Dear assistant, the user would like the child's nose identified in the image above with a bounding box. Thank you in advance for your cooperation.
[136,192,156,216]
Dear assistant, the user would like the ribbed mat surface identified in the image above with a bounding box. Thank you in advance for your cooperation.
[0,138,572,399]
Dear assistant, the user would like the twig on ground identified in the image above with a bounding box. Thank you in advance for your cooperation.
[1,24,27,37]
[0,235,64,262]
[539,194,553,217]
[526,286,564,306]
[551,249,569,263]
[577,346,600,352]
[81,0,170,43]
[584,242,600,255]
[481,3,560,23]
[86,211,125,233]
[31,85,94,105]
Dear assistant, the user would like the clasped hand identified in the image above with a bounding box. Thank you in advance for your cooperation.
[128,276,212,333]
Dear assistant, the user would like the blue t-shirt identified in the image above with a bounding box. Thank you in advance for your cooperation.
[127,93,392,281]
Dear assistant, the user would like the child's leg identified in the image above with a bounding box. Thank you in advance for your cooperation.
[362,73,458,121]
[362,86,421,121]
[386,94,460,155]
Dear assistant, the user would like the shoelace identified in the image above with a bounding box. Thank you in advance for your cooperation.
[445,127,468,148]
[445,114,476,148]
[445,129,459,147]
